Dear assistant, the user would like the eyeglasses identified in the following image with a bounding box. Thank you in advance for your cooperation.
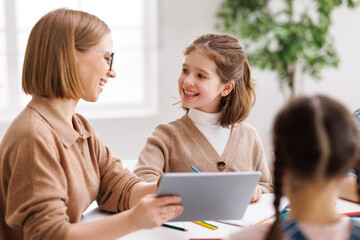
[76,47,115,71]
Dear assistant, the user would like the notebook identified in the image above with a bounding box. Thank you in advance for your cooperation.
[156,171,261,222]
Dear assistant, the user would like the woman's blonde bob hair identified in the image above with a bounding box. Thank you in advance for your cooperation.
[22,8,110,98]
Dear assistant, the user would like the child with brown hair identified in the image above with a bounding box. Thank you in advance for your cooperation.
[228,95,360,240]
[133,33,273,202]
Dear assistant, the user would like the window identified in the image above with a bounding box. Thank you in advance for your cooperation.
[0,1,8,109]
[0,0,158,121]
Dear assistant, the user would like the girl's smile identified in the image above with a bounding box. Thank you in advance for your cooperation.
[183,88,199,98]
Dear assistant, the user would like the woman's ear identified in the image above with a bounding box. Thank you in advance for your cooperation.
[221,80,235,97]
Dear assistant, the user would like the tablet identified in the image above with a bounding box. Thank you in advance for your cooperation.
[156,171,261,221]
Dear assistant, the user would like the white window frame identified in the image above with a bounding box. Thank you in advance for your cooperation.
[0,0,158,122]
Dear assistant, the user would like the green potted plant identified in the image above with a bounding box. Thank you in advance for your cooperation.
[216,0,359,97]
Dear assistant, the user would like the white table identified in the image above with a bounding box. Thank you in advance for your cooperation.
[81,194,360,240]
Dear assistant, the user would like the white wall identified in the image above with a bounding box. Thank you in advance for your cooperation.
[248,5,360,158]
[0,0,359,162]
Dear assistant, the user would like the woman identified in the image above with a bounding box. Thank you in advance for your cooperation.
[0,8,182,240]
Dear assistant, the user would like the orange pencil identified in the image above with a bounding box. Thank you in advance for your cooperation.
[255,215,275,225]
[340,211,360,217]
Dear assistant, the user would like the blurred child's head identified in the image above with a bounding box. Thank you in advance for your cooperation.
[266,95,360,240]
[273,95,358,185]
[179,33,255,127]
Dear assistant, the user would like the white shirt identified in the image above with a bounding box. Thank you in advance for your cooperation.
[188,108,231,156]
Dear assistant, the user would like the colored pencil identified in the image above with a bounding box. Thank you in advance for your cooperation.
[189,167,218,230]
[280,211,290,220]
[189,239,222,240]
[191,165,200,173]
[255,203,290,225]
[255,215,275,225]
[190,167,219,230]
[341,211,360,216]
[215,220,246,227]
[193,221,218,230]
[201,221,218,228]
[161,223,188,232]
[280,203,290,215]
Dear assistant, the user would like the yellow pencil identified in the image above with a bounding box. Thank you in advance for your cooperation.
[255,215,275,225]
[256,203,290,225]
[193,221,218,230]
[201,221,218,228]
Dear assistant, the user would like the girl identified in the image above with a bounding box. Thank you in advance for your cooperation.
[338,108,360,203]
[133,33,273,202]
[0,8,182,240]
[228,95,360,240]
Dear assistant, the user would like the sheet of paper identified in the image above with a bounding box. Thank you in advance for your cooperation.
[219,194,289,226]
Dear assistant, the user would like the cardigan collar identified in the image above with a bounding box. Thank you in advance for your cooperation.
[27,96,91,147]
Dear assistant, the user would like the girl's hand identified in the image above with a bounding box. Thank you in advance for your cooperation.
[250,185,262,203]
[128,194,183,229]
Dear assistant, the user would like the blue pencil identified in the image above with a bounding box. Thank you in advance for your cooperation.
[280,203,291,215]
[191,165,200,173]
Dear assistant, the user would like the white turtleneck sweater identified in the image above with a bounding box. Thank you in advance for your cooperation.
[188,108,232,156]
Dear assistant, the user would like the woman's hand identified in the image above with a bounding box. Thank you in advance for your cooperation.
[128,194,183,229]
[64,194,182,240]
[250,185,262,203]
